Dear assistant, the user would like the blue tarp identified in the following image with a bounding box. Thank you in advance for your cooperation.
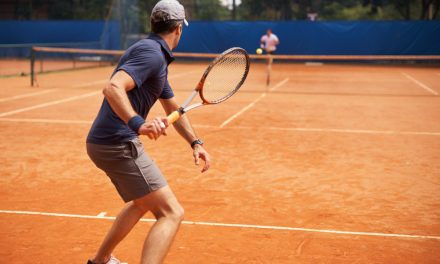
[0,20,120,57]
[1,20,439,57]
[176,21,440,55]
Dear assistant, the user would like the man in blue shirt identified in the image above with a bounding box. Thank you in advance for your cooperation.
[86,1,210,263]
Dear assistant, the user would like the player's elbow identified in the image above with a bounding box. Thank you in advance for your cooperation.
[102,82,120,98]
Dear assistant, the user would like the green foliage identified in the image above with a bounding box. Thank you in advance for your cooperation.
[10,0,440,22]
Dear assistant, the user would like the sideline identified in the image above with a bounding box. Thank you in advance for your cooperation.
[401,72,438,95]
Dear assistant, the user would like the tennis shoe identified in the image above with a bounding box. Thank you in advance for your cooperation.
[87,255,121,264]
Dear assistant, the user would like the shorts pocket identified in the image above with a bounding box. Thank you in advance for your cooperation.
[127,138,144,159]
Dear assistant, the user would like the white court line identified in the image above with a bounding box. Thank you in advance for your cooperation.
[0,117,92,124]
[220,93,266,128]
[263,126,440,137]
[220,78,289,128]
[97,212,107,217]
[168,70,200,79]
[72,70,200,88]
[0,89,56,102]
[73,80,107,88]
[0,209,439,241]
[1,118,439,137]
[218,125,440,136]
[401,72,438,95]
[0,91,101,117]
[268,78,289,92]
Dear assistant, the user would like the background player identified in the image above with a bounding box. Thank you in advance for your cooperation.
[260,28,280,86]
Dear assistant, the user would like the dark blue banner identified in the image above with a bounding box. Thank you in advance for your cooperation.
[0,20,120,57]
[176,21,440,55]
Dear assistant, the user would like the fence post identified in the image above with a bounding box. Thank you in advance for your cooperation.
[30,47,35,87]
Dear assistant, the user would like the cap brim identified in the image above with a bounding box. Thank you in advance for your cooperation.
[183,18,189,26]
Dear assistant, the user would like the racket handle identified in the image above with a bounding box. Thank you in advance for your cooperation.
[167,110,181,124]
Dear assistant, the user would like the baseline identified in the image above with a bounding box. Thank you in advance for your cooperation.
[1,209,439,241]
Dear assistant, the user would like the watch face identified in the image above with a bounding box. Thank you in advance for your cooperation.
[192,139,203,148]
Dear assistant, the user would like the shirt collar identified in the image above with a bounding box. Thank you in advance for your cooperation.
[147,33,175,64]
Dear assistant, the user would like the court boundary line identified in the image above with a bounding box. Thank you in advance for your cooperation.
[0,91,101,117]
[1,117,440,136]
[73,70,200,88]
[401,72,438,96]
[0,89,57,102]
[1,209,439,241]
[220,78,289,128]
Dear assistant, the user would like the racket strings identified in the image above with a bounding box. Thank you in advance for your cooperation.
[202,49,249,104]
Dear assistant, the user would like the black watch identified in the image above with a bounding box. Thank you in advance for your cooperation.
[190,139,204,149]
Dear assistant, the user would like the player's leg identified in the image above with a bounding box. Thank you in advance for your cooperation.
[87,138,172,263]
[134,186,184,264]
[90,186,183,264]
[90,201,146,263]
[266,51,274,87]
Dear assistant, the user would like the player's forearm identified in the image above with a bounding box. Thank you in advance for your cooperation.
[103,82,137,123]
[159,97,198,144]
[173,114,199,145]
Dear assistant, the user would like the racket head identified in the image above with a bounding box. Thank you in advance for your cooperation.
[198,47,250,104]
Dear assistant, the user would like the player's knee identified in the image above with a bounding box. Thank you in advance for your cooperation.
[169,203,185,223]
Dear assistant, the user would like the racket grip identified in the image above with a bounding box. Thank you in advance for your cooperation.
[167,110,181,124]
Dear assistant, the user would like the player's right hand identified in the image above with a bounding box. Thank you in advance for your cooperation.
[138,117,169,140]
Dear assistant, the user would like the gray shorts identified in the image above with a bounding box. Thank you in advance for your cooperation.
[86,138,168,202]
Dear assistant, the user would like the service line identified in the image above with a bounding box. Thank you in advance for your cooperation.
[72,70,200,88]
[0,89,57,102]
[0,91,101,117]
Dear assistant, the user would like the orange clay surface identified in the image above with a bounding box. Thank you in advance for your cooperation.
[1,60,440,263]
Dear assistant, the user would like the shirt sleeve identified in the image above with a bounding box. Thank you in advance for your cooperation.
[118,46,163,89]
[160,79,175,99]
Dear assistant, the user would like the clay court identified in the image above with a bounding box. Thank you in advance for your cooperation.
[0,59,439,263]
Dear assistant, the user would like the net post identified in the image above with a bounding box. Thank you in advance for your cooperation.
[30,47,35,87]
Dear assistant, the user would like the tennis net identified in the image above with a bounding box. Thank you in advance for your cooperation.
[30,46,440,88]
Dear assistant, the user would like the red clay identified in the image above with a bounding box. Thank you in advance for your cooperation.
[0,61,439,263]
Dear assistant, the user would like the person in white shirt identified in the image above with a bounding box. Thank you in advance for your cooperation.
[260,28,279,86]
[260,28,279,54]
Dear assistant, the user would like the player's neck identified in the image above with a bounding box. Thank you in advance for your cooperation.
[158,33,176,51]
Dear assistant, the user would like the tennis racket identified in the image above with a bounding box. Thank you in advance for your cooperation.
[167,47,250,124]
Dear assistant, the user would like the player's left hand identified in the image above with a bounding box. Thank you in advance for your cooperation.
[193,144,211,173]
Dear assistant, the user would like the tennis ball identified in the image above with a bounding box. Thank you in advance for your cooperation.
[256,48,263,55]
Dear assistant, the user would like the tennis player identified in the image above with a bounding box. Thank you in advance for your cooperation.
[260,28,279,86]
[86,1,210,263]
[260,28,279,55]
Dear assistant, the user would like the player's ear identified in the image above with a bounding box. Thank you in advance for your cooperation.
[176,24,182,35]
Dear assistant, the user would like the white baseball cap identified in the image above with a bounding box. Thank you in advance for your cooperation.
[151,0,188,26]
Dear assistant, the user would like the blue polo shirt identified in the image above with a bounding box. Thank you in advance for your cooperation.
[87,34,175,145]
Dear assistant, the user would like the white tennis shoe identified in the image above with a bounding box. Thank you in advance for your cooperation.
[87,255,122,264]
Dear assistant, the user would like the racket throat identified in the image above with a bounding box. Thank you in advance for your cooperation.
[177,106,185,114]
